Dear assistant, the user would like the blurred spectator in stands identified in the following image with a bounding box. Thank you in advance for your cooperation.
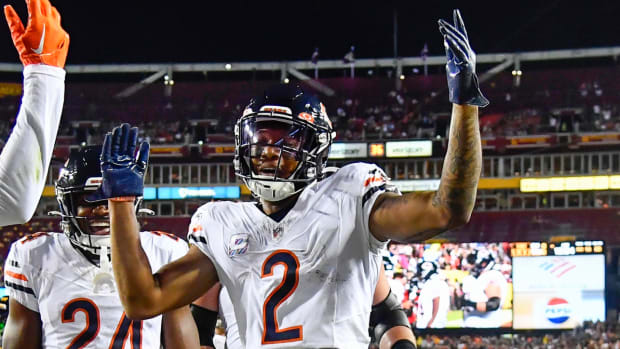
[594,81,603,97]
[417,115,435,138]
[559,113,575,133]
[74,123,95,145]
[388,272,407,304]
[549,113,558,132]
[3,70,620,145]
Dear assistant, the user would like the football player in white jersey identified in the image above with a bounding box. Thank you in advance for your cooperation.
[0,0,69,226]
[103,9,486,349]
[193,265,416,349]
[191,282,253,349]
[414,261,450,329]
[2,146,199,348]
[458,250,509,328]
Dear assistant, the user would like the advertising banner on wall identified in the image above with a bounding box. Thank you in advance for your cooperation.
[329,143,368,159]
[385,140,433,157]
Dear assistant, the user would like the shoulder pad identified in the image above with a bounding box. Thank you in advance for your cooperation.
[7,232,59,276]
[17,231,53,246]
[145,230,182,242]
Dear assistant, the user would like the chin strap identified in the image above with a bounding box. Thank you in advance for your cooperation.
[247,179,296,201]
[92,245,116,294]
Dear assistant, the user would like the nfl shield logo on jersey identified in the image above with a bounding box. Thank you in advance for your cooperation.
[272,226,283,240]
[227,234,249,257]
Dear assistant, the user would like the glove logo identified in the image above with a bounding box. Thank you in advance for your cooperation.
[31,23,46,54]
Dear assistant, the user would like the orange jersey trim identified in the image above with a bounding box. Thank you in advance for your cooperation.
[5,270,28,281]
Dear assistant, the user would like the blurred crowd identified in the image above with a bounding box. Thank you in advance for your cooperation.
[404,320,620,349]
[1,68,619,152]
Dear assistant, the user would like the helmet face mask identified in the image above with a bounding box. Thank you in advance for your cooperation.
[234,85,335,202]
[57,187,110,253]
[245,118,310,179]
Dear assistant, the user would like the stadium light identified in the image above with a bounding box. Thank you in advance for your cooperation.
[225,64,232,71]
[283,78,290,84]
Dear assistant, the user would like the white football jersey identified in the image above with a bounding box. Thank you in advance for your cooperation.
[462,269,508,327]
[219,285,243,349]
[415,277,450,328]
[189,162,395,348]
[4,231,188,348]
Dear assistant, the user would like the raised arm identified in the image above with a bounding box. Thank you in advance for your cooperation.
[0,0,69,225]
[370,10,487,242]
[93,124,218,319]
[109,202,217,319]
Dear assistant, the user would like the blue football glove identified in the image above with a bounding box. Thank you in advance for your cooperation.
[438,9,489,107]
[86,123,150,202]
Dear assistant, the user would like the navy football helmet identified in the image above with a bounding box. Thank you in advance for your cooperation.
[466,249,496,278]
[234,84,335,201]
[417,260,439,282]
[55,146,142,256]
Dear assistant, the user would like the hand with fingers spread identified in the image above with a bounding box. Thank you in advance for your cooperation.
[4,0,70,67]
[87,123,150,202]
[438,9,489,107]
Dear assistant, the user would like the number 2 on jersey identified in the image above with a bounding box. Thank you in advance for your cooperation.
[261,250,303,344]
[62,298,142,349]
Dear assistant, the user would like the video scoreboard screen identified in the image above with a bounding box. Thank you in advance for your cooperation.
[384,242,513,329]
[385,240,606,331]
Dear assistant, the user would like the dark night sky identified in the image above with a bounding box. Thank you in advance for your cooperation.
[0,1,618,64]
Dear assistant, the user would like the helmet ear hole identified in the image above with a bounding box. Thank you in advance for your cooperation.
[306,167,316,179]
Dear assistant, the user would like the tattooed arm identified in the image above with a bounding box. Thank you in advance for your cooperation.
[369,10,485,242]
[369,104,481,242]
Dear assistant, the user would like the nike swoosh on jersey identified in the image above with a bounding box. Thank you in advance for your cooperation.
[31,24,46,54]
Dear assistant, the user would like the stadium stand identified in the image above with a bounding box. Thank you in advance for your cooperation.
[1,65,619,148]
[1,53,619,346]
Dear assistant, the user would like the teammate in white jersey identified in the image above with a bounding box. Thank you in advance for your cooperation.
[458,250,509,328]
[2,146,199,348]
[191,282,244,349]
[414,261,450,329]
[217,285,240,349]
[0,0,69,226]
[103,9,486,349]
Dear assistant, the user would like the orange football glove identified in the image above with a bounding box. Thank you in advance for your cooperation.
[4,0,69,68]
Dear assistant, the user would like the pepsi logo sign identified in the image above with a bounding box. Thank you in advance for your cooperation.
[545,297,571,324]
